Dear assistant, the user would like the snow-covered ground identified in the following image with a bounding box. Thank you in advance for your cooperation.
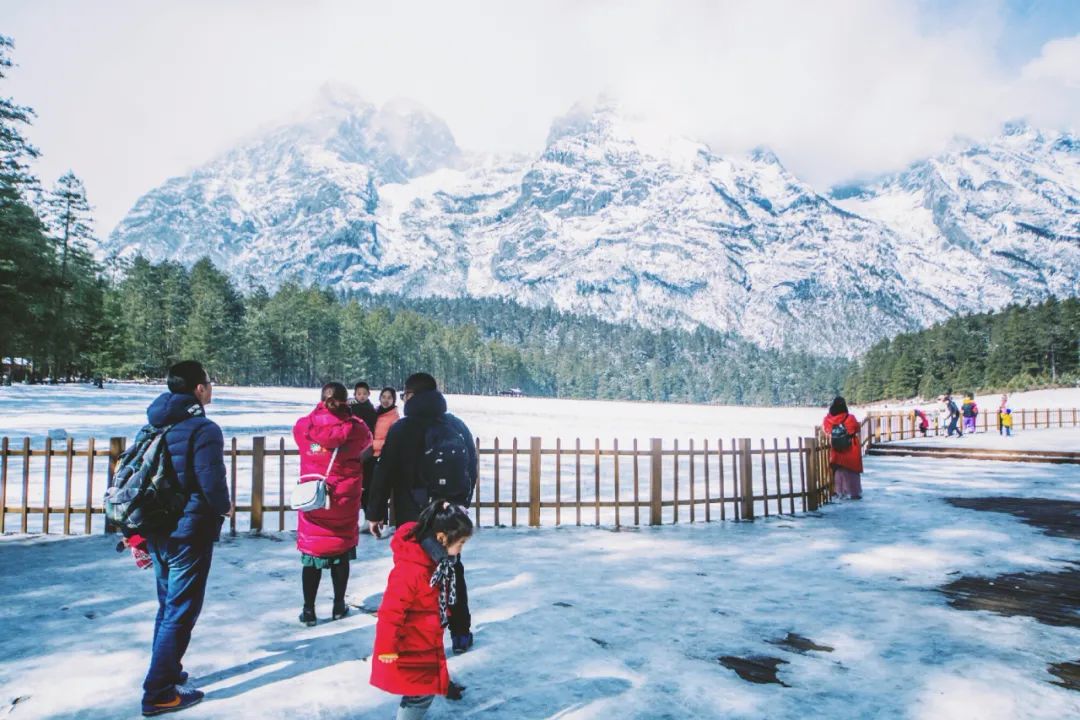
[1,451,1078,719]
[0,383,831,446]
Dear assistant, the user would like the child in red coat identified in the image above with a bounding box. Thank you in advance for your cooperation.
[372,501,472,719]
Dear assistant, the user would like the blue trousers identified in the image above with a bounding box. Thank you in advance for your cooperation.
[142,538,214,703]
[947,416,962,437]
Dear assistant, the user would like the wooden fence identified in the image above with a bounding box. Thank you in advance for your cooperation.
[2,406,1073,536]
[0,432,836,536]
[860,407,1080,444]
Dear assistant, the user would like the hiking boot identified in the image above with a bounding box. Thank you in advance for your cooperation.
[451,632,473,654]
[299,606,317,626]
[142,689,204,716]
[332,602,350,620]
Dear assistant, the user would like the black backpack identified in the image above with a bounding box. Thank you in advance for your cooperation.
[830,421,853,451]
[418,417,473,505]
[104,423,190,535]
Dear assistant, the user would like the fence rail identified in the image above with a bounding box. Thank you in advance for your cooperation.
[0,431,835,536]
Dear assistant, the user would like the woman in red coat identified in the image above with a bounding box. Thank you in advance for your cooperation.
[822,396,863,500]
[372,501,472,719]
[292,382,372,625]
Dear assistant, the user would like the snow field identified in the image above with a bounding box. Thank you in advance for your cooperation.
[1,453,1078,718]
[0,383,831,534]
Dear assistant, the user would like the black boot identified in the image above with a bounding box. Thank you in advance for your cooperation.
[332,601,349,620]
[299,606,316,626]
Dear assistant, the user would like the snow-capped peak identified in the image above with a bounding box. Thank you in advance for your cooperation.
[103,103,1080,357]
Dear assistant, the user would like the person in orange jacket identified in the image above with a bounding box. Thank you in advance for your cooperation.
[371,501,471,719]
[822,396,863,500]
[373,387,401,459]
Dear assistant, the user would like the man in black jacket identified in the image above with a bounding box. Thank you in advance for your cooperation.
[366,372,478,653]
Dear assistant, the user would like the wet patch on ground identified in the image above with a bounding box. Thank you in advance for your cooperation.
[718,655,790,686]
[939,565,1080,627]
[1049,661,1080,692]
[766,632,834,655]
[945,497,1080,540]
[944,495,1080,694]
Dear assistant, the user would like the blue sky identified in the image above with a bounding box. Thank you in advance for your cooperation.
[918,0,1080,65]
[3,0,1079,234]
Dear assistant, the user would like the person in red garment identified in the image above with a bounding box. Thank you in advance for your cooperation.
[823,396,863,500]
[292,382,372,626]
[372,501,471,719]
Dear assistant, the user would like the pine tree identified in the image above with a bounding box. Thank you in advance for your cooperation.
[43,171,97,379]
[0,35,53,379]
[180,258,244,382]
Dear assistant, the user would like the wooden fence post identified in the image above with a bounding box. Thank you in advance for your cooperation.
[528,437,541,527]
[251,436,265,533]
[738,438,754,520]
[105,436,126,534]
[805,436,820,511]
[649,438,662,526]
[0,436,7,534]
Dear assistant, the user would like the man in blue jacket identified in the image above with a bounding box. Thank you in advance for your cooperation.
[141,360,231,717]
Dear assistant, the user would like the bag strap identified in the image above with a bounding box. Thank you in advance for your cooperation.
[324,447,339,477]
[298,446,339,485]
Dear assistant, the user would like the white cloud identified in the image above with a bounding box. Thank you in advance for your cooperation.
[3,0,1077,233]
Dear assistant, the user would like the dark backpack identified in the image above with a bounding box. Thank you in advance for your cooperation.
[104,423,190,535]
[830,421,853,452]
[418,417,473,505]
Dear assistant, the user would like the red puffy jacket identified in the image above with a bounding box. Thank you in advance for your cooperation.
[370,523,450,698]
[823,412,863,473]
[292,403,372,557]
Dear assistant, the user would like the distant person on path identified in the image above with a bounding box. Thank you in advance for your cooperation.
[998,393,1009,435]
[1001,408,1013,437]
[141,361,232,717]
[913,408,929,437]
[371,501,471,719]
[962,394,977,434]
[350,381,378,433]
[823,396,863,500]
[293,382,372,626]
[367,372,478,655]
[945,393,963,437]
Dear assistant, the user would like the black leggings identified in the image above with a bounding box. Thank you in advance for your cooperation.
[302,563,349,608]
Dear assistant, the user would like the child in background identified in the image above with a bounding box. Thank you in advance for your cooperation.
[371,501,471,719]
[961,394,977,434]
[913,408,929,437]
[1001,408,1013,437]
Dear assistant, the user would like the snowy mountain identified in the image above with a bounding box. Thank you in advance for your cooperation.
[104,91,1080,356]
[830,121,1080,314]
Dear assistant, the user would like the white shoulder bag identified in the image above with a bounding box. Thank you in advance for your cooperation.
[291,447,337,512]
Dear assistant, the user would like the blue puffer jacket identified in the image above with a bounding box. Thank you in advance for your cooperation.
[146,392,231,544]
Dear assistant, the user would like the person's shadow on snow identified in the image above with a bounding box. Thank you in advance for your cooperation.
[195,623,374,700]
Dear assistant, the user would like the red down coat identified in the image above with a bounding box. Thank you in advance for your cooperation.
[370,522,450,697]
[823,412,863,474]
[292,403,372,557]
